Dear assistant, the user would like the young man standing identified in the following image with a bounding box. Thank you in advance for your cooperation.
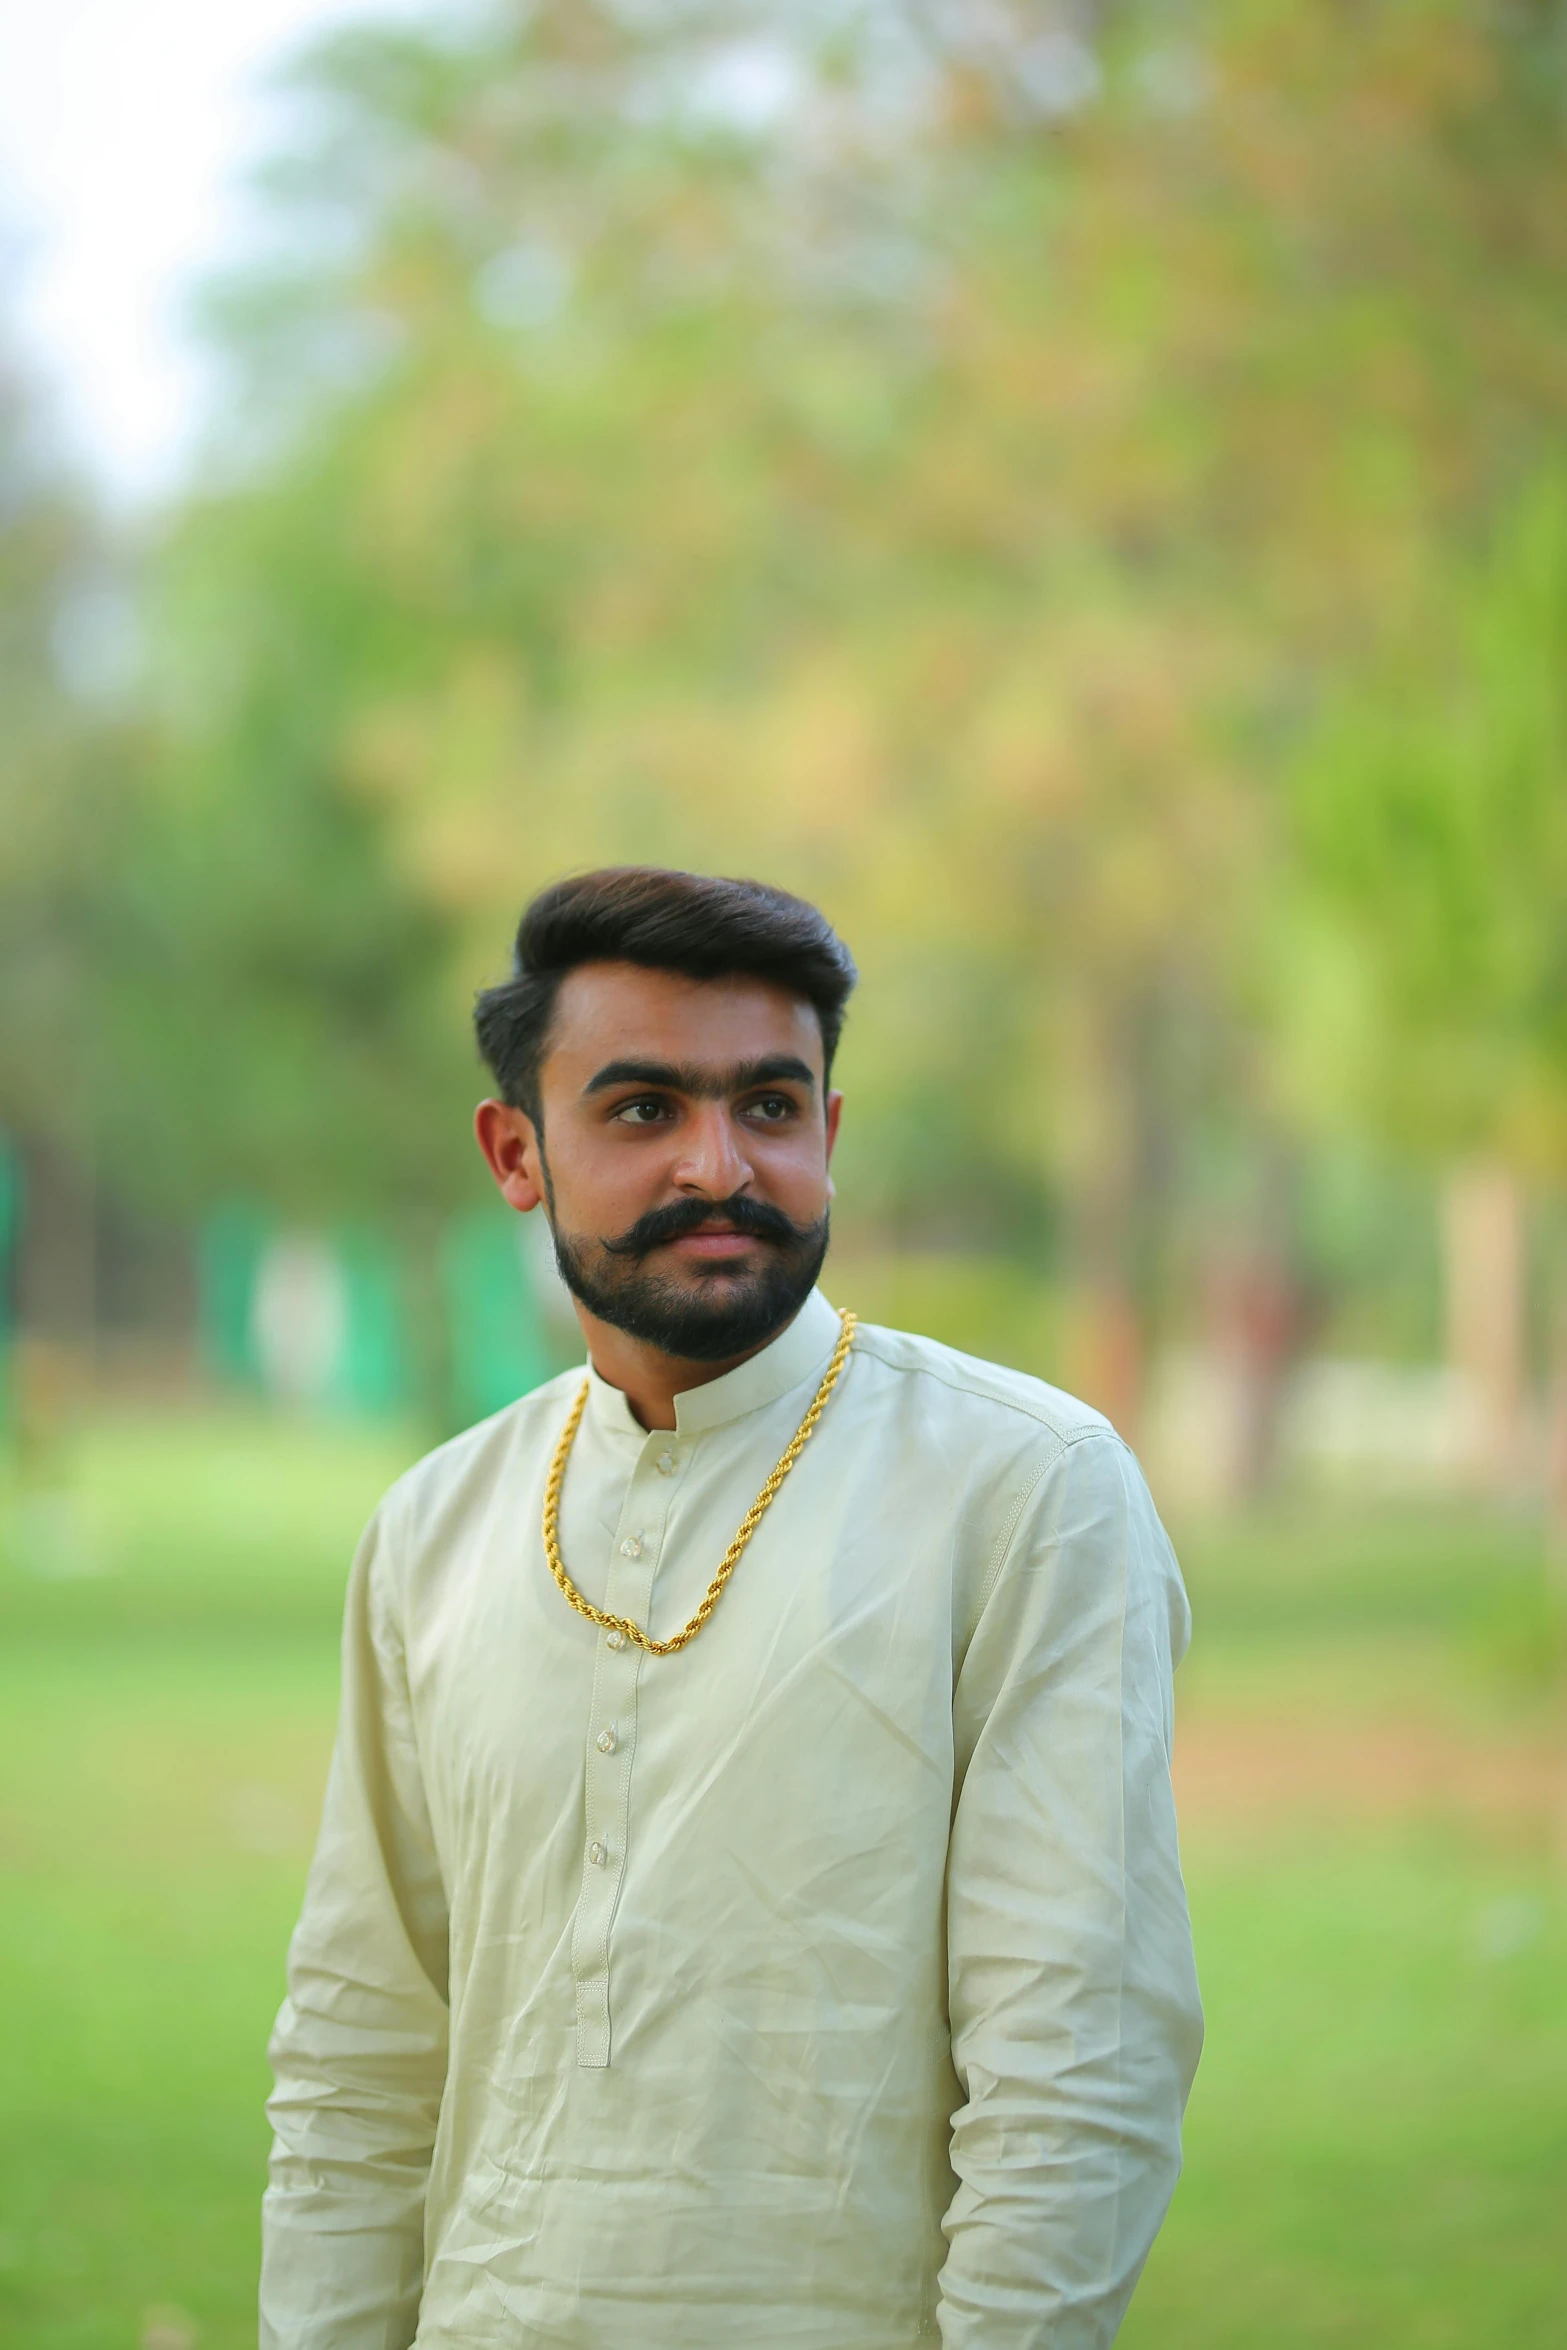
[260,866,1202,2350]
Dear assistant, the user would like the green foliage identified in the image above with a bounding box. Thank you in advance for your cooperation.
[0,340,136,1163]
[1293,471,1567,1169]
[9,0,1567,1321]
[102,473,475,1224]
[833,1248,1061,1381]
[130,0,1567,1279]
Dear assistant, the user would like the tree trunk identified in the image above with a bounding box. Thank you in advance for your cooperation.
[1441,1159,1527,1493]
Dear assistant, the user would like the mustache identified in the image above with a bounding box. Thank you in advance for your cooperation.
[599,1192,820,1259]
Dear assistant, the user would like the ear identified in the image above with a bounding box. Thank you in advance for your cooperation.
[824,1088,843,1197]
[474,1099,547,1213]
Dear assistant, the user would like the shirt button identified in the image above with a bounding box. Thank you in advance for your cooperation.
[596,1727,617,1754]
[605,1629,625,1651]
[656,1450,678,1476]
[588,1841,607,1866]
[619,1533,643,1559]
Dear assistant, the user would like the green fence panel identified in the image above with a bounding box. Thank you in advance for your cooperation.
[197,1203,271,1388]
[331,1230,410,1417]
[442,1206,553,1428]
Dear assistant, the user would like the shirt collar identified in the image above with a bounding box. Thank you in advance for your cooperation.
[582,1285,842,1442]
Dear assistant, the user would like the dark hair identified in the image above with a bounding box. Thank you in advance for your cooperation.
[474,867,858,1120]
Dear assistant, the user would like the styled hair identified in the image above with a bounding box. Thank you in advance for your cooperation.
[474,866,857,1120]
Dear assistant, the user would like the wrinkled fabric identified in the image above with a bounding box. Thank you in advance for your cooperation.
[261,1287,1202,2350]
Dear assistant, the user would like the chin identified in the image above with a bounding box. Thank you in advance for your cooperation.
[658,1253,765,1283]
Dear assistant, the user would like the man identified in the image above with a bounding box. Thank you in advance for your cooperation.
[261,866,1202,2349]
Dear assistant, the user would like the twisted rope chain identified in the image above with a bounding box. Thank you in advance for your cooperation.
[541,1308,857,1658]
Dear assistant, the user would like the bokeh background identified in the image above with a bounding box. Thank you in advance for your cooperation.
[2,4,1565,2345]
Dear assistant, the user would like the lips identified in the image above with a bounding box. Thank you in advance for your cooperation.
[664,1227,760,1258]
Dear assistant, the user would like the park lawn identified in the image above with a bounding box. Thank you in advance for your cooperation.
[2,1412,1565,2350]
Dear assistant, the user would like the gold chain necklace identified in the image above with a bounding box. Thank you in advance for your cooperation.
[541,1308,857,1657]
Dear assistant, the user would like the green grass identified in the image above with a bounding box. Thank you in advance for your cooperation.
[0,1412,403,2350]
[2,1412,1564,2348]
[1124,1843,1567,2349]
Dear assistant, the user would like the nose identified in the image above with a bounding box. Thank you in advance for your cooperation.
[671,1102,753,1200]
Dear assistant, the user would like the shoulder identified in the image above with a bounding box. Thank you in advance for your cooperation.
[844,1320,1182,1655]
[374,1366,583,1556]
[847,1316,1117,1455]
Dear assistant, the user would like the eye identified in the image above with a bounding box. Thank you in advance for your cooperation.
[743,1094,798,1124]
[612,1097,674,1125]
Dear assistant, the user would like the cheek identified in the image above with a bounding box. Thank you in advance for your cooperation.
[760,1132,832,1204]
[551,1128,676,1218]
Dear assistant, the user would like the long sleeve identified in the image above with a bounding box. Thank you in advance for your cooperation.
[260,1501,451,2350]
[938,1430,1203,2348]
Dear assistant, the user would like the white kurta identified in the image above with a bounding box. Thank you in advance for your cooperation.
[261,1286,1202,2349]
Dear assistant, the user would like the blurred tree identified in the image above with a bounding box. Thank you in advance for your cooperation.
[119,0,1567,1435]
[1291,468,1567,1483]
[107,483,474,1227]
[1294,473,1567,1174]
[0,324,133,1365]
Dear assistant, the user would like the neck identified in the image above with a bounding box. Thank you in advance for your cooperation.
[572,1304,794,1431]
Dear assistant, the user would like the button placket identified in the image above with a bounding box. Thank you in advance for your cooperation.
[570,1437,678,2067]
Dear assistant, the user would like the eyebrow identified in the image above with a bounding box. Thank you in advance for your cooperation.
[582,1055,819,1101]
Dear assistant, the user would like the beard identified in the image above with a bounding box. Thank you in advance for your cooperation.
[549,1187,830,1363]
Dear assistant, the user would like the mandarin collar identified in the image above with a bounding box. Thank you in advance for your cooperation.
[582,1286,842,1443]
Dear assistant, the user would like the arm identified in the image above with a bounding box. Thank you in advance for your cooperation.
[939,1430,1203,2348]
[260,1501,450,2350]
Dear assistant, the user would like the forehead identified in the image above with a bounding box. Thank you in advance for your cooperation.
[544,962,825,1080]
